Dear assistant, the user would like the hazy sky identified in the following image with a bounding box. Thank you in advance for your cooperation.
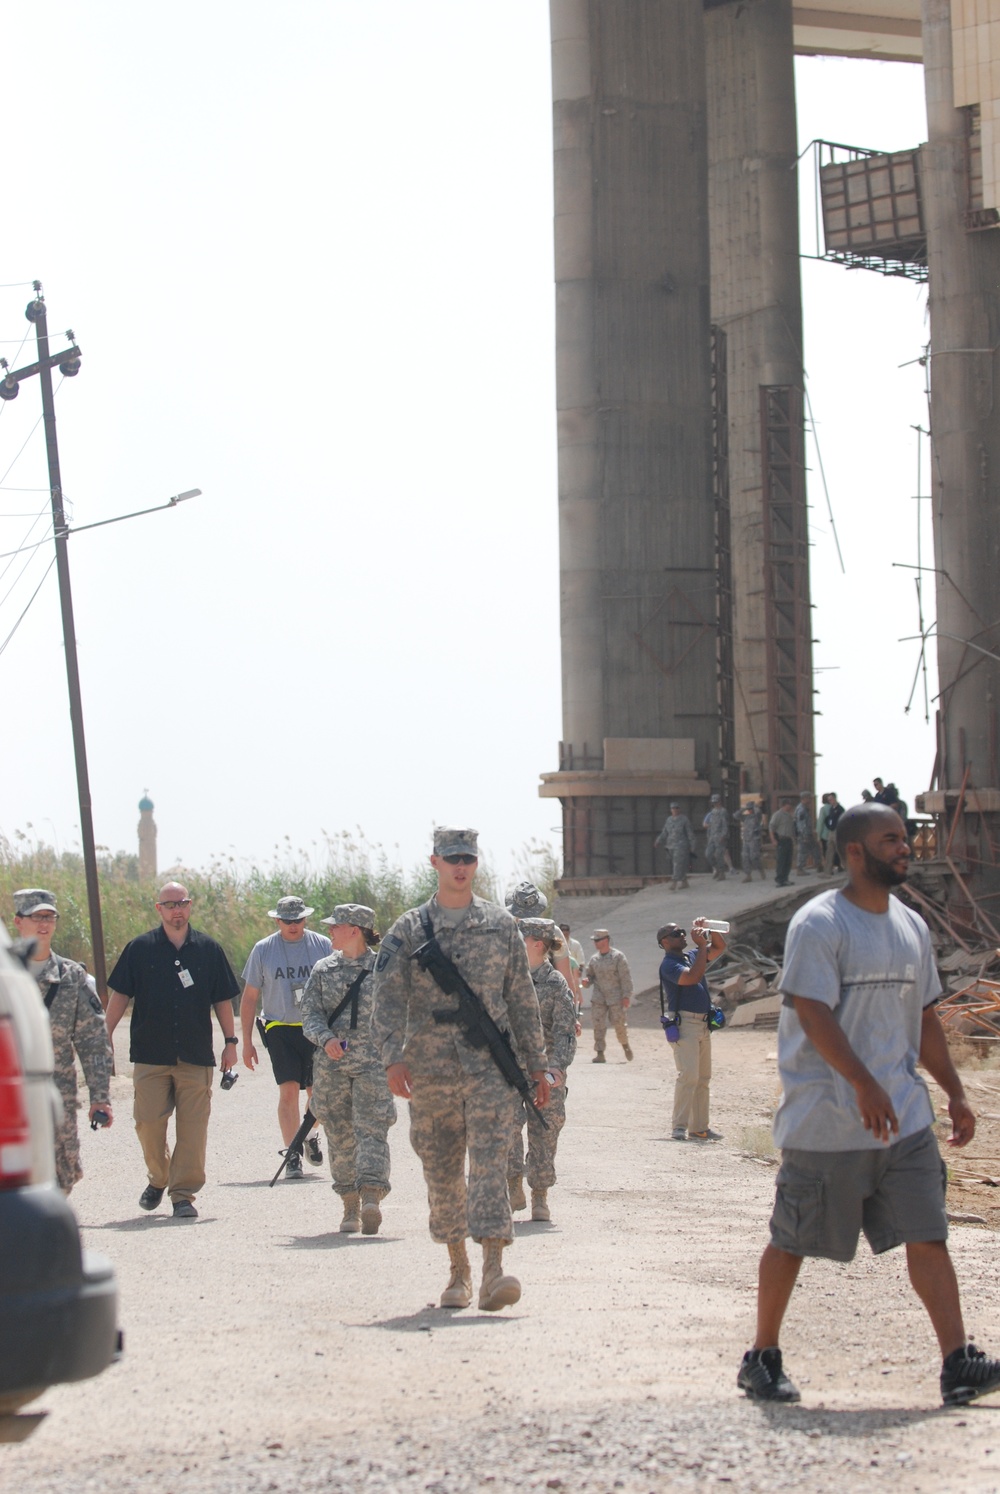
[0,4,933,880]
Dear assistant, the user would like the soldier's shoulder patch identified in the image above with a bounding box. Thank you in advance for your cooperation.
[87,990,104,1016]
[374,933,404,973]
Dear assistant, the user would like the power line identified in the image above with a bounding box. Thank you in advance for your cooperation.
[0,553,55,659]
[0,528,50,612]
[0,503,49,583]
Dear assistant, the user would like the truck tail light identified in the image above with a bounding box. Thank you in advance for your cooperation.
[0,1015,31,1188]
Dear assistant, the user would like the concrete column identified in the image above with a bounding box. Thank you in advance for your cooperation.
[550,0,717,762]
[705,0,808,798]
[921,0,1000,898]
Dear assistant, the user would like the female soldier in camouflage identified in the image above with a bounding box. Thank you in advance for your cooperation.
[300,904,396,1234]
[514,917,578,1222]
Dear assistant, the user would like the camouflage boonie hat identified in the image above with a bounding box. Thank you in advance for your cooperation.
[268,894,315,921]
[592,928,611,941]
[433,827,479,858]
[505,881,548,918]
[14,887,58,916]
[519,916,558,945]
[322,903,376,929]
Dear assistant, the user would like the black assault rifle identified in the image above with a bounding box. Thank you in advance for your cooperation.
[412,913,547,1129]
[269,1107,317,1187]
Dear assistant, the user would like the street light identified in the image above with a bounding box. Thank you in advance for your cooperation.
[7,281,200,1002]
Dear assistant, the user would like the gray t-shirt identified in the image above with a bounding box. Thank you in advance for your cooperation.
[242,929,333,1024]
[773,889,940,1152]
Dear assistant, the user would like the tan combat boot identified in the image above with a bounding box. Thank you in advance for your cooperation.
[340,1191,361,1233]
[530,1188,550,1222]
[508,1173,527,1212]
[479,1239,521,1311]
[440,1240,473,1309]
[360,1187,382,1235]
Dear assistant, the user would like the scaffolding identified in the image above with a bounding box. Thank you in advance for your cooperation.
[760,385,815,802]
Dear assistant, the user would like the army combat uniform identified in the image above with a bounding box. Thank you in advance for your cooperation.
[371,894,547,1247]
[34,953,113,1193]
[737,804,765,881]
[301,948,396,1205]
[583,943,633,1061]
[703,803,730,880]
[655,810,696,889]
[523,958,577,1201]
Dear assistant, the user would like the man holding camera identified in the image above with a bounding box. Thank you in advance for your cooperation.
[658,920,727,1142]
[12,887,114,1193]
[106,881,240,1220]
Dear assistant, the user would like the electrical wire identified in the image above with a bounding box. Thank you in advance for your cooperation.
[0,553,55,660]
[0,504,49,583]
[0,530,51,612]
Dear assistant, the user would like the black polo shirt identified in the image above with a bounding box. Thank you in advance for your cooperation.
[108,925,240,1067]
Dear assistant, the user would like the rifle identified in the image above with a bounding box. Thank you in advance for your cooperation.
[269,1106,317,1187]
[412,908,547,1129]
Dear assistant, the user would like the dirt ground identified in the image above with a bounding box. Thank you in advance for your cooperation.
[8,1009,1000,1494]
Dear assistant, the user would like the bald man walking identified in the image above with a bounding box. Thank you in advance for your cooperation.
[106,882,240,1220]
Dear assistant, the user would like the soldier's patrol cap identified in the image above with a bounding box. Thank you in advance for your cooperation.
[710,793,721,803]
[505,881,547,918]
[433,827,479,858]
[268,894,314,921]
[14,887,58,916]
[322,903,376,929]
[670,801,681,809]
[519,916,558,945]
[592,928,611,941]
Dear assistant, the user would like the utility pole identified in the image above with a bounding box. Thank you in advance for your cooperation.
[1,283,107,999]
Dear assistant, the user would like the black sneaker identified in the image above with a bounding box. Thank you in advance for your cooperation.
[737,1347,801,1403]
[305,1134,323,1167]
[941,1343,1000,1406]
[139,1185,165,1211]
[283,1149,304,1179]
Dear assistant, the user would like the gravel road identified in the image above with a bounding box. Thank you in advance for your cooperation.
[9,1013,1000,1493]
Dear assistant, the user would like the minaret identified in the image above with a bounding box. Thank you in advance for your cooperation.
[138,791,157,883]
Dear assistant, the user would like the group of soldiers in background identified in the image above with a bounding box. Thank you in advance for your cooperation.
[655,789,861,891]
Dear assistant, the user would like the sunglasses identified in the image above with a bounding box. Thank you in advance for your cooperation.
[278,917,306,925]
[663,929,686,939]
[158,899,192,910]
[442,854,477,865]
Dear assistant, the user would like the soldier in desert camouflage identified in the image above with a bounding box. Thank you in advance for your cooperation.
[508,918,577,1223]
[372,827,550,1312]
[300,903,396,1235]
[581,929,634,1063]
[13,887,114,1193]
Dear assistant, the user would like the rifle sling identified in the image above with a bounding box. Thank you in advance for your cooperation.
[326,969,368,1032]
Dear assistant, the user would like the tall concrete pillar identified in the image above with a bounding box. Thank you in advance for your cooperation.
[704,0,812,802]
[543,1,718,886]
[920,0,1000,902]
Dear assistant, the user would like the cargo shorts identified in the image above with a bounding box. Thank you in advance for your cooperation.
[768,1125,948,1262]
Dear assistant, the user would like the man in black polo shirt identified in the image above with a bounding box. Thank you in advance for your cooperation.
[106,881,240,1220]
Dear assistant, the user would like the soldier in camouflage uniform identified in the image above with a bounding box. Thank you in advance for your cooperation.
[703,794,730,881]
[13,888,114,1193]
[301,903,396,1235]
[372,827,550,1312]
[654,802,696,890]
[736,802,766,882]
[508,918,577,1222]
[794,791,822,874]
[581,930,633,1062]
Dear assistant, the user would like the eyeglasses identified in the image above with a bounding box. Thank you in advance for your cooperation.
[278,918,306,925]
[21,911,57,923]
[442,854,477,865]
[158,899,192,910]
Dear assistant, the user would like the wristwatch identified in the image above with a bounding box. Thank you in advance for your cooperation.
[223,1036,238,1044]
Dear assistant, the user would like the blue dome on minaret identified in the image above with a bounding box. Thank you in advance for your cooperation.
[139,792,154,812]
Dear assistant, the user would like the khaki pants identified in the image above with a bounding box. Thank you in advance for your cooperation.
[671,1019,711,1134]
[133,1061,213,1202]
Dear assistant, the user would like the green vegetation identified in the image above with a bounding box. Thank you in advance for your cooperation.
[0,827,559,978]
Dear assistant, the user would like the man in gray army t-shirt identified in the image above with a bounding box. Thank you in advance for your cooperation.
[738,803,1000,1408]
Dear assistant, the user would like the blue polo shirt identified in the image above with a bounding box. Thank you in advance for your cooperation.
[659,949,711,1017]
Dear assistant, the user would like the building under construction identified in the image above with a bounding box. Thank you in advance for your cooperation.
[540,0,1000,907]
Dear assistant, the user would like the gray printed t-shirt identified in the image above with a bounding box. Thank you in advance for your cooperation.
[242,929,333,1024]
[773,889,940,1152]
